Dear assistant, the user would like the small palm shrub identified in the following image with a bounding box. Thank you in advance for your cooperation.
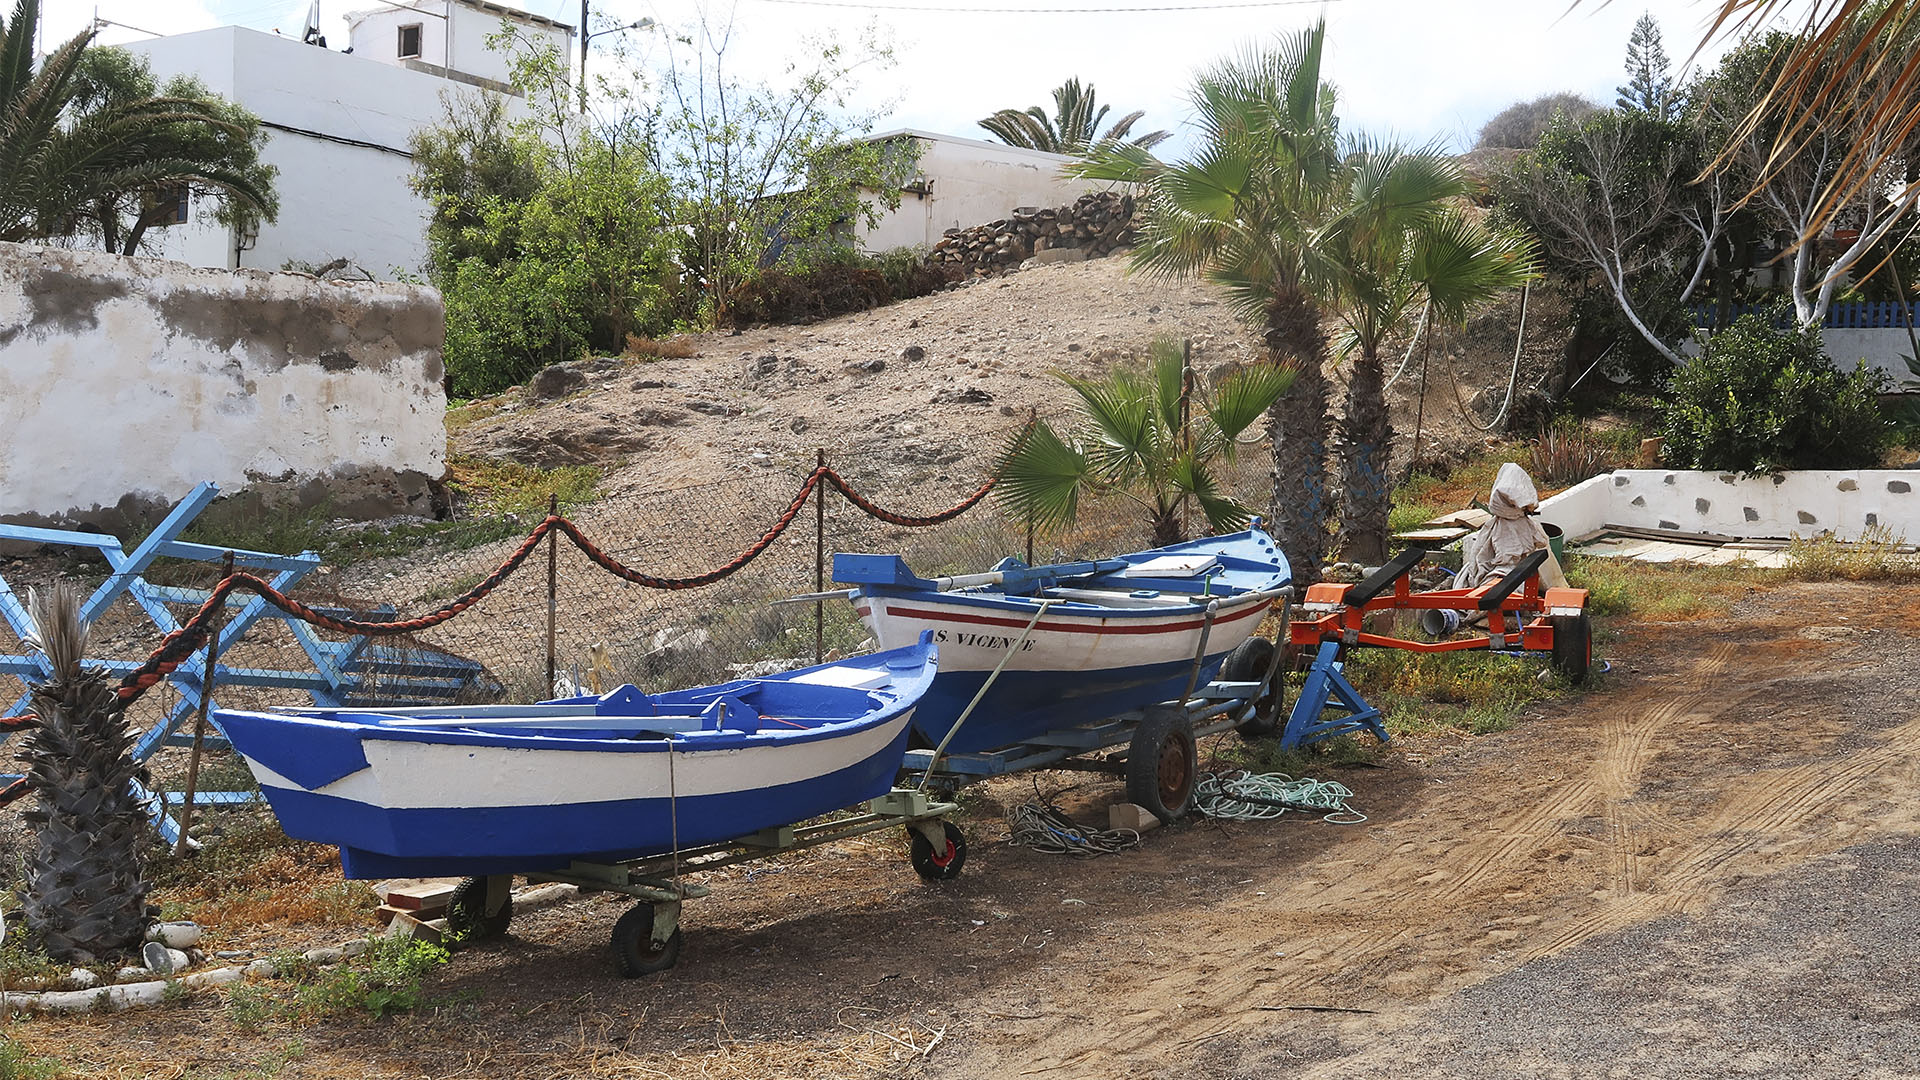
[1661,313,1891,473]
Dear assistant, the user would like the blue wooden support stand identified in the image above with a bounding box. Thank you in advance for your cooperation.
[0,482,497,843]
[1280,640,1390,751]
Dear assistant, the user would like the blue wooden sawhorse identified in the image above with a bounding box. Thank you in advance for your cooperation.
[1279,639,1391,751]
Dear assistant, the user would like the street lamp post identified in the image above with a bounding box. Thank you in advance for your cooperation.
[578,2,653,113]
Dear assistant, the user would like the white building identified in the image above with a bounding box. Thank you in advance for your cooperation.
[858,129,1107,253]
[117,1,572,279]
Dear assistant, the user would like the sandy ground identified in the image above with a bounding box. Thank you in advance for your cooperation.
[12,578,1920,1079]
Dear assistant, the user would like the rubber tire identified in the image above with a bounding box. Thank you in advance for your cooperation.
[1222,636,1283,738]
[611,904,684,977]
[1125,706,1197,822]
[908,821,968,881]
[1550,611,1593,685]
[446,875,513,941]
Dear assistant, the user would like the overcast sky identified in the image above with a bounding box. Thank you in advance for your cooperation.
[41,0,1803,155]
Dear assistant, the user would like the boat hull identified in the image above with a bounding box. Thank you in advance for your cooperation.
[214,641,935,878]
[857,593,1270,753]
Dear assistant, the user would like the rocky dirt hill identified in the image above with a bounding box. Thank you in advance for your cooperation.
[453,253,1572,505]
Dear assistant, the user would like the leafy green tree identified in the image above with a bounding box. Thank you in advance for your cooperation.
[978,78,1170,155]
[0,0,275,246]
[1662,311,1891,473]
[996,337,1294,545]
[411,31,677,395]
[1315,145,1538,562]
[1616,12,1682,121]
[64,47,276,255]
[1498,108,1731,368]
[655,18,919,324]
[1071,25,1345,584]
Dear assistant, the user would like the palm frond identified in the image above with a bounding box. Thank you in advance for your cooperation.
[993,420,1093,532]
[1170,455,1254,535]
[1205,361,1295,445]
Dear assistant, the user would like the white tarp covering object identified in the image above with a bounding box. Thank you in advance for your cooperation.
[1459,463,1568,590]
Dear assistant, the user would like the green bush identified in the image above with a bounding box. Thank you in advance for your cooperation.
[1661,313,1891,473]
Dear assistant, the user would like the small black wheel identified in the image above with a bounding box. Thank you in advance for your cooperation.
[1126,705,1197,822]
[611,904,684,977]
[446,875,513,941]
[1222,637,1283,738]
[908,820,967,881]
[1550,611,1593,685]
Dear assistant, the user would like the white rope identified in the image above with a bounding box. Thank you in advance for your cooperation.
[1382,297,1432,392]
[1451,283,1530,433]
[1193,770,1367,824]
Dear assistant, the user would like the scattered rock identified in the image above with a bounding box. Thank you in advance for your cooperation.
[66,968,100,990]
[686,401,740,417]
[633,407,689,427]
[932,387,994,405]
[527,364,588,400]
[483,427,654,468]
[632,379,669,390]
[845,358,887,375]
[900,345,926,362]
[1066,343,1082,352]
[789,416,809,434]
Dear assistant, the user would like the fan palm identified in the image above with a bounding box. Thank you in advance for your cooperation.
[1069,24,1344,584]
[1312,143,1538,562]
[978,77,1171,155]
[996,337,1295,546]
[0,0,275,245]
[19,582,151,964]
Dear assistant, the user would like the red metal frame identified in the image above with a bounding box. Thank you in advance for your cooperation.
[1287,570,1589,655]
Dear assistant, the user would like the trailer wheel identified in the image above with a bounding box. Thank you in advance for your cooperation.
[1126,706,1197,822]
[908,821,967,881]
[1550,611,1593,685]
[612,904,683,977]
[446,875,513,941]
[1222,637,1283,738]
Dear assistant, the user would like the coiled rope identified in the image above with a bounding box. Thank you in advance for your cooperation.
[0,462,1002,808]
[1193,770,1367,824]
[1007,803,1141,857]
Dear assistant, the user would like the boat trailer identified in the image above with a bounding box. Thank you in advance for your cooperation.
[1279,545,1593,750]
[442,788,961,977]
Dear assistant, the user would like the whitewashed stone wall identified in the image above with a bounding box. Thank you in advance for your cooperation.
[0,243,446,527]
[1540,469,1920,542]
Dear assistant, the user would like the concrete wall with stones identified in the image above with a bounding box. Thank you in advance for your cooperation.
[1540,469,1920,542]
[0,243,447,529]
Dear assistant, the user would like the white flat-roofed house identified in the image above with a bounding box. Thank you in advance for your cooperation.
[111,1,572,279]
[858,129,1108,253]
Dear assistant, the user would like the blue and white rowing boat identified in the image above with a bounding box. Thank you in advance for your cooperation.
[833,528,1289,755]
[213,634,938,879]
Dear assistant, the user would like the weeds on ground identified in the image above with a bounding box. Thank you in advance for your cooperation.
[1526,419,1617,487]
[0,1038,63,1080]
[624,334,700,360]
[0,937,65,994]
[1341,647,1560,737]
[1782,527,1920,581]
[1567,555,1762,620]
[175,1039,307,1079]
[1209,733,1382,777]
[228,937,451,1029]
[149,817,375,930]
[1387,448,1519,535]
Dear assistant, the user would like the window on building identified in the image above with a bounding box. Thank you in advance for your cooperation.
[397,23,422,58]
[145,183,189,226]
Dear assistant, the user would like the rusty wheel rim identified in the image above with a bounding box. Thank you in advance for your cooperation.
[1157,738,1191,807]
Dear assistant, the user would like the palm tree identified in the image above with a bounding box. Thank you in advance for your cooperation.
[19,582,151,964]
[0,0,275,245]
[1313,144,1538,562]
[1070,25,1345,585]
[996,336,1294,546]
[978,77,1171,155]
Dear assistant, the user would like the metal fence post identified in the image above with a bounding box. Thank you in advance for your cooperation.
[815,449,827,664]
[546,492,559,699]
[174,550,232,856]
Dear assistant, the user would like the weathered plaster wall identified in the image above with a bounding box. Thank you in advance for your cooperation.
[860,130,1104,253]
[0,243,446,528]
[1539,469,1920,541]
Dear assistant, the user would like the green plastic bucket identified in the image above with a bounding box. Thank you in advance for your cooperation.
[1542,522,1566,564]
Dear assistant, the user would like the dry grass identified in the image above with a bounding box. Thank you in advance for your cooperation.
[559,1013,951,1079]
[1567,555,1767,621]
[1782,527,1920,581]
[150,819,376,932]
[624,334,701,360]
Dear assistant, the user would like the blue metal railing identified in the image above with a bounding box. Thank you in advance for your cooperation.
[1693,301,1920,330]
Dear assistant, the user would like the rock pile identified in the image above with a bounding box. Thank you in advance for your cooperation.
[929,191,1136,276]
